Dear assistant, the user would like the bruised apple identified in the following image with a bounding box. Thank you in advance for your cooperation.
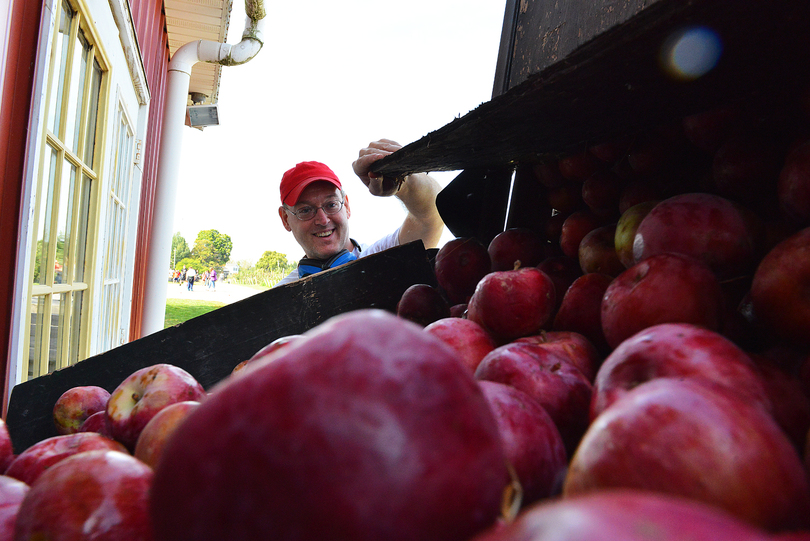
[467,267,556,344]
[423,317,497,373]
[478,381,567,504]
[601,253,723,349]
[514,331,601,383]
[106,363,206,451]
[590,323,771,419]
[150,310,508,541]
[564,378,810,531]
[52,385,110,435]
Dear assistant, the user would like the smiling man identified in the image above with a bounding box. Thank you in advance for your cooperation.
[274,139,444,286]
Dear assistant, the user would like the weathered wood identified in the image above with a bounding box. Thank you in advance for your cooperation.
[6,241,437,453]
[371,0,810,178]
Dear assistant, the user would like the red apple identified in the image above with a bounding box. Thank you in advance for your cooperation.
[682,105,740,154]
[618,179,661,214]
[564,378,810,531]
[750,227,810,348]
[106,363,207,451]
[424,317,497,373]
[559,150,600,182]
[514,331,601,382]
[578,224,624,276]
[467,267,556,344]
[468,489,772,541]
[78,410,114,439]
[396,283,451,327]
[434,237,492,305]
[582,170,623,218]
[749,353,810,452]
[14,449,153,541]
[547,182,585,216]
[591,323,771,420]
[778,139,810,226]
[531,161,565,188]
[601,253,724,349]
[488,228,547,271]
[536,255,582,310]
[553,272,613,356]
[559,210,604,259]
[5,432,127,486]
[52,385,110,435]
[0,475,28,539]
[478,381,567,504]
[149,309,508,541]
[633,192,759,279]
[589,136,632,164]
[134,400,200,469]
[712,134,781,211]
[232,334,305,375]
[449,303,468,317]
[475,341,592,456]
[614,200,658,268]
[0,419,15,473]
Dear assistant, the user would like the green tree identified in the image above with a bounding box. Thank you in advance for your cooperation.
[171,232,191,268]
[177,257,205,274]
[256,250,293,272]
[192,229,232,270]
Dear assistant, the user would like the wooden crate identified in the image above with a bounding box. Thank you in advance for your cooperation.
[6,241,437,453]
[372,0,810,241]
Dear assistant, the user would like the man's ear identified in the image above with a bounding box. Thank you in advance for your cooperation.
[344,194,351,219]
[279,206,292,232]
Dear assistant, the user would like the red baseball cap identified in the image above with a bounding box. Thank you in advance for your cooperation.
[280,161,342,206]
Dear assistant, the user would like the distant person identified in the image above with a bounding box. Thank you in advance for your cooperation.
[209,268,217,290]
[274,138,444,287]
[180,266,187,286]
[187,267,196,291]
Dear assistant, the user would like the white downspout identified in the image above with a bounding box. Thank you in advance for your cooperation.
[140,1,266,337]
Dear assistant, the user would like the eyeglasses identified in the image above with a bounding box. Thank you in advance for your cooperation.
[285,198,344,221]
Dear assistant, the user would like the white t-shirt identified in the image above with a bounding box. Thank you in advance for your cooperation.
[273,227,401,287]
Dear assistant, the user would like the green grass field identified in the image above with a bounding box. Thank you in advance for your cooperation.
[164,298,226,328]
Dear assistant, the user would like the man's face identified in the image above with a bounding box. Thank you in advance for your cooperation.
[279,181,352,260]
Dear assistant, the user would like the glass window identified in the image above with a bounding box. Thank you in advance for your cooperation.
[24,1,105,381]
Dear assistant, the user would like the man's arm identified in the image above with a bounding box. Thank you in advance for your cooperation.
[352,139,445,249]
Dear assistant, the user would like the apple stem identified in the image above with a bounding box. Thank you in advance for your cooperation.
[513,260,522,271]
[500,460,523,523]
[131,392,141,403]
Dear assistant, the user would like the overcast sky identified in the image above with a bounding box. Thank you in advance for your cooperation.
[171,1,508,264]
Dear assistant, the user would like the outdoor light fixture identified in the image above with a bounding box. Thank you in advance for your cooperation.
[185,103,220,129]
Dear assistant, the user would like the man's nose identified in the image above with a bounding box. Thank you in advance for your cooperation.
[313,207,330,224]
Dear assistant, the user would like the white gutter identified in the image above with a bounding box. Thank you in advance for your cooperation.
[140,1,266,337]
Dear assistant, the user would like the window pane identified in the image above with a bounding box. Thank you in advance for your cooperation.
[34,146,58,286]
[54,160,76,285]
[46,0,74,136]
[83,58,102,166]
[28,295,47,380]
[48,293,66,374]
[68,290,84,361]
[72,174,92,283]
[65,29,89,155]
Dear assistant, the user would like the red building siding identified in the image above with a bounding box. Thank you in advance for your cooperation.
[129,0,169,340]
[0,0,45,412]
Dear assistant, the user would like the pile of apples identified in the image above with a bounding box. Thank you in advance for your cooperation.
[3,102,810,540]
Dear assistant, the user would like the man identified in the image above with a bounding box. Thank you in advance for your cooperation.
[275,139,444,286]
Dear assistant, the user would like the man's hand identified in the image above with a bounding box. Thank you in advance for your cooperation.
[352,138,404,197]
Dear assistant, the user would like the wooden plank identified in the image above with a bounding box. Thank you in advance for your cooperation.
[6,241,437,453]
[370,0,810,179]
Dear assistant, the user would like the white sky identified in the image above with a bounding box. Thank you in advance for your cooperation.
[171,1,508,264]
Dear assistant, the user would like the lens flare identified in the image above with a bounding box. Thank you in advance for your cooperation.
[661,26,722,81]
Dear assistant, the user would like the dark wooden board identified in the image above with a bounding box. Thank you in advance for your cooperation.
[371,0,810,178]
[6,241,436,453]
